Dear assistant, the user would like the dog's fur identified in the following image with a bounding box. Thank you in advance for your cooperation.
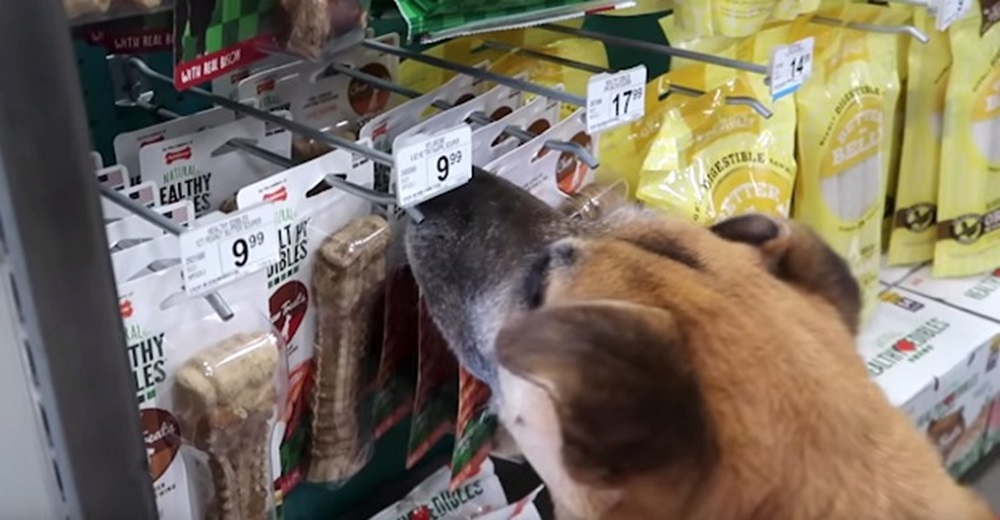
[406,173,994,520]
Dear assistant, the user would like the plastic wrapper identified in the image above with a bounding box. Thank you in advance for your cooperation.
[407,299,460,469]
[277,0,369,59]
[792,4,903,319]
[559,180,628,222]
[888,8,949,266]
[369,460,507,520]
[672,0,818,41]
[450,367,497,490]
[933,6,1000,277]
[308,215,390,483]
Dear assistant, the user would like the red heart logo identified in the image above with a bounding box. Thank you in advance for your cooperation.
[894,339,917,353]
[120,300,134,318]
[270,281,309,343]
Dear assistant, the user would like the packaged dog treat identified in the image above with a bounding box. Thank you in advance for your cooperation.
[889,8,950,266]
[276,0,368,59]
[106,201,195,252]
[472,94,561,167]
[101,181,161,222]
[451,367,498,490]
[116,265,280,519]
[485,109,597,207]
[236,145,375,494]
[474,486,545,520]
[308,215,390,484]
[140,114,292,217]
[407,299,460,469]
[115,108,235,184]
[63,0,111,19]
[111,233,179,283]
[373,234,421,439]
[934,6,1000,277]
[560,181,628,222]
[369,459,507,520]
[672,0,818,41]
[396,82,526,146]
[792,4,902,319]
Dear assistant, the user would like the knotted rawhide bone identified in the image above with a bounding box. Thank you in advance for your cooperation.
[308,215,389,483]
[173,332,279,520]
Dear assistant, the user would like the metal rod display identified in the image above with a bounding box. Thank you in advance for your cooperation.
[663,84,774,119]
[539,24,770,75]
[97,185,236,321]
[476,40,611,74]
[362,39,587,106]
[329,62,598,167]
[811,15,930,43]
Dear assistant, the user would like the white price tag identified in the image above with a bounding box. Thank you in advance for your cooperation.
[769,37,814,101]
[936,0,971,31]
[180,203,278,295]
[394,124,472,207]
[586,65,647,134]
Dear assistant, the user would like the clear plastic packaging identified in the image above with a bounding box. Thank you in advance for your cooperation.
[277,0,369,60]
[308,215,391,483]
[559,180,629,223]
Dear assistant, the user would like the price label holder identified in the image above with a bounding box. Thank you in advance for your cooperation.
[585,65,647,134]
[180,202,278,295]
[936,0,970,31]
[768,37,815,101]
[393,124,473,208]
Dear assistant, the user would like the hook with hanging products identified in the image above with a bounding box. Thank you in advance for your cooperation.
[98,184,235,321]
[327,62,600,168]
[661,83,775,119]
[810,15,930,43]
[107,55,425,223]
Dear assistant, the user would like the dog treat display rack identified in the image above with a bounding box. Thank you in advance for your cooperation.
[3,0,1000,517]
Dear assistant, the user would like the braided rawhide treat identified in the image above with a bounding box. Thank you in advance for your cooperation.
[173,332,279,520]
[308,215,389,482]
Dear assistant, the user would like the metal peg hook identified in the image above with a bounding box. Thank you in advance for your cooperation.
[663,84,774,119]
[361,39,587,106]
[331,62,599,168]
[810,16,930,44]
[474,40,611,75]
[97,185,235,321]
[538,24,769,76]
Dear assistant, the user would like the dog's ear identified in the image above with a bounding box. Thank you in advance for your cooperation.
[496,302,716,487]
[711,214,862,333]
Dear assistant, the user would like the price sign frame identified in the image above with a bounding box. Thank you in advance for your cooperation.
[769,36,815,101]
[393,124,473,208]
[585,65,647,134]
[179,202,278,295]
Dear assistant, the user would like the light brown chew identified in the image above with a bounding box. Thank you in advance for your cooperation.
[308,215,389,483]
[173,332,279,520]
[63,0,112,19]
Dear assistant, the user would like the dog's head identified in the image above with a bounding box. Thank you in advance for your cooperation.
[407,173,861,517]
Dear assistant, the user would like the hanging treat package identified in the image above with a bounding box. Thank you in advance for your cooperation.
[485,109,598,207]
[792,4,902,320]
[235,146,376,494]
[63,0,112,19]
[369,459,508,520]
[934,5,1000,278]
[307,214,390,484]
[472,94,562,167]
[475,487,546,520]
[138,114,293,217]
[389,0,631,44]
[101,181,162,223]
[889,7,950,266]
[275,0,370,60]
[671,0,818,41]
[396,81,527,145]
[116,264,283,519]
[407,299,460,469]
[373,221,421,439]
[105,201,195,253]
[450,367,498,490]
[559,180,629,222]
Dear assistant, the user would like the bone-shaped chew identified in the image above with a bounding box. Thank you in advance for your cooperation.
[308,215,389,483]
[173,332,279,520]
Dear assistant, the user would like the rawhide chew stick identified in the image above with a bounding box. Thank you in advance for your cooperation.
[173,332,279,520]
[308,215,389,483]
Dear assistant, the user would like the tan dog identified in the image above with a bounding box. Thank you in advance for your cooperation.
[406,173,994,520]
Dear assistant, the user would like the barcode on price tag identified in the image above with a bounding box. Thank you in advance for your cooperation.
[769,37,814,101]
[586,65,647,134]
[394,124,472,208]
[936,0,971,31]
[180,202,278,295]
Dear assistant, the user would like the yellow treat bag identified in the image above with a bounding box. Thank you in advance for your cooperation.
[934,5,1000,277]
[792,4,901,319]
[672,0,819,41]
[888,8,950,266]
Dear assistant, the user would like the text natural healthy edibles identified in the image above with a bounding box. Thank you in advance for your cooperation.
[934,6,1000,277]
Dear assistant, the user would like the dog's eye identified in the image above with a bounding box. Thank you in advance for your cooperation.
[523,251,551,310]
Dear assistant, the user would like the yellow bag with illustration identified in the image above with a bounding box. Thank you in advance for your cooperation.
[672,0,819,41]
[888,8,950,266]
[934,7,1000,277]
[792,4,901,319]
